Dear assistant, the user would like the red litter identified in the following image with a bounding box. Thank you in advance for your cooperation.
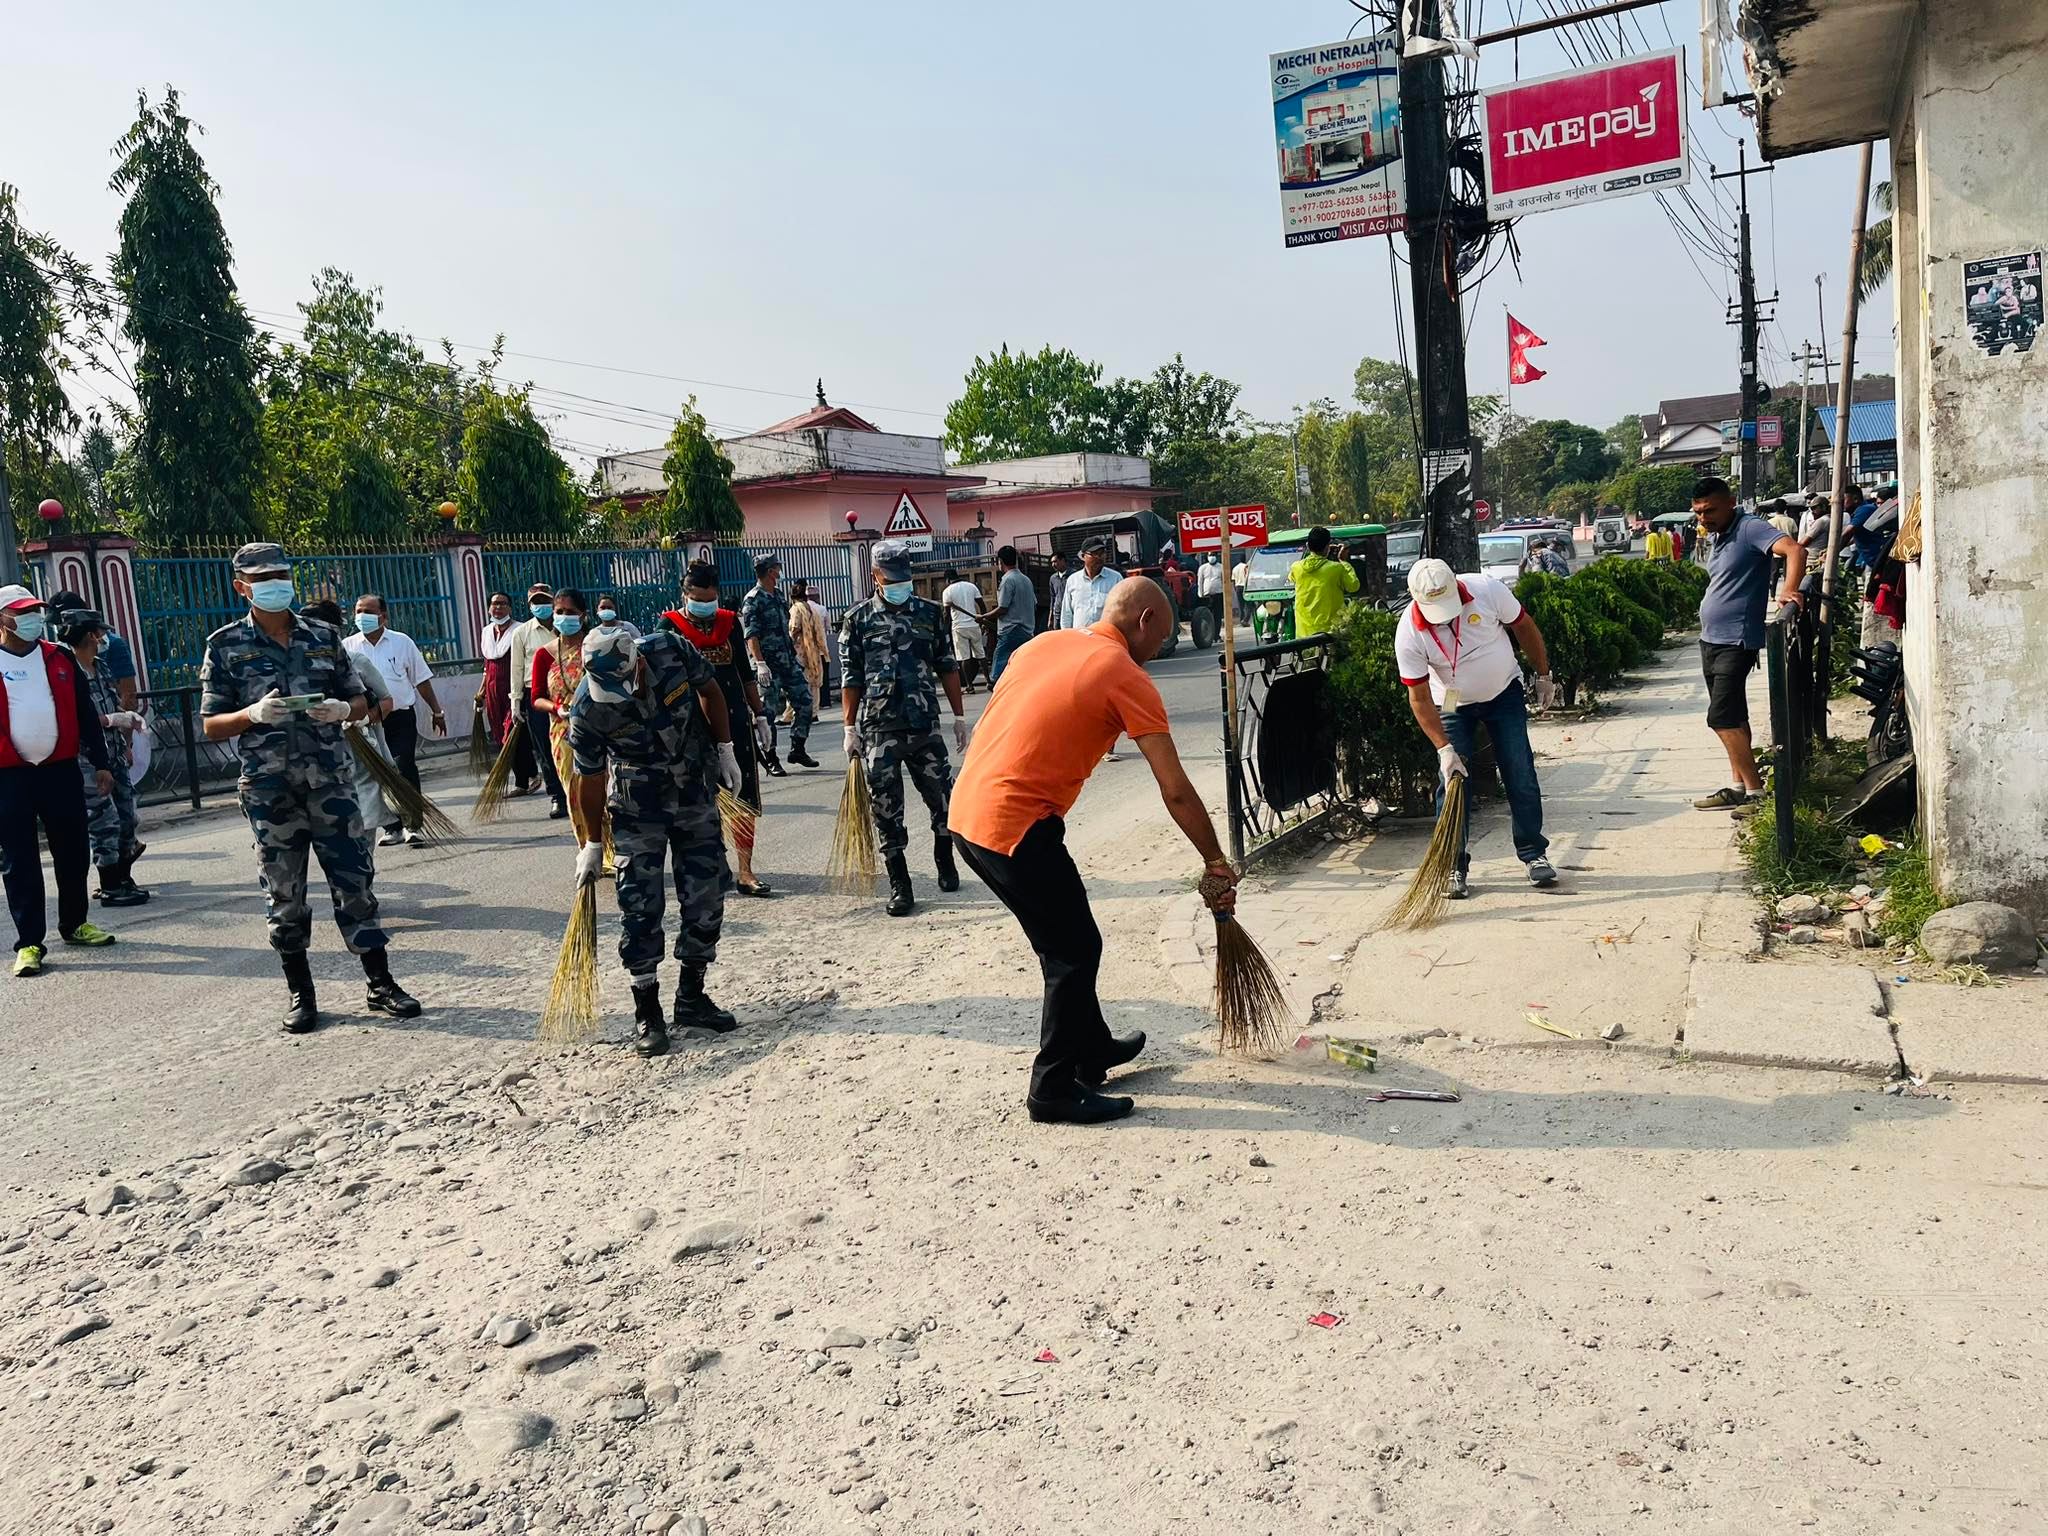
[1308,1312,1343,1329]
[1033,1349,1058,1363]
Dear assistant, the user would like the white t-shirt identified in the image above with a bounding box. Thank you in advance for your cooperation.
[1392,573,1526,709]
[941,581,982,629]
[1198,561,1223,598]
[345,627,434,711]
[1,644,60,764]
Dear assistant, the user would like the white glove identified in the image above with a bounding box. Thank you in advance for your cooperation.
[753,659,774,687]
[1531,674,1559,712]
[574,841,604,886]
[753,711,774,753]
[1437,743,1468,784]
[843,724,864,759]
[952,715,970,752]
[103,711,142,732]
[306,698,353,724]
[245,690,291,726]
[716,741,742,793]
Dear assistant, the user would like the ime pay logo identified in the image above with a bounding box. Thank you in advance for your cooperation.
[1501,82,1660,160]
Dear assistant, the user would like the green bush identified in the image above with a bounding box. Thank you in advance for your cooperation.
[1327,604,1437,813]
[1511,571,1589,699]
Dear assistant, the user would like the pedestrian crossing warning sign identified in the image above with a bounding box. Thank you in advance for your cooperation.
[884,492,934,552]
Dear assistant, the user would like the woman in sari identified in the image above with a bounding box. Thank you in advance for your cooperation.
[530,587,605,858]
[787,577,829,721]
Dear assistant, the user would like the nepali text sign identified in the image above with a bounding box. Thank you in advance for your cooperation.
[1180,504,1270,554]
[1270,34,1405,249]
[1478,50,1689,221]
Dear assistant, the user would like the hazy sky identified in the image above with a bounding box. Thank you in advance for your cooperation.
[8,0,1891,466]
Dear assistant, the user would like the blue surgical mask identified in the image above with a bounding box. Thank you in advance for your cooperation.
[597,608,618,623]
[881,581,913,605]
[355,613,382,634]
[11,614,46,643]
[685,599,720,621]
[555,614,584,637]
[248,580,295,613]
[531,602,552,620]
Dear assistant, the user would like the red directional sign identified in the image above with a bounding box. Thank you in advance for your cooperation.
[1179,503,1270,554]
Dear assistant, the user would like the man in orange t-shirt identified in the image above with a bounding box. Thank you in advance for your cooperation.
[949,578,1239,1126]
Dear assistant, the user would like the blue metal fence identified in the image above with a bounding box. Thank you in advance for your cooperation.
[485,546,682,636]
[133,550,459,690]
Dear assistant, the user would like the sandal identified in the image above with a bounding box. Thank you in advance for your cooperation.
[735,880,775,898]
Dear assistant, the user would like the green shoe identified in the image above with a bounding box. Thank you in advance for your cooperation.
[61,922,116,948]
[12,944,45,977]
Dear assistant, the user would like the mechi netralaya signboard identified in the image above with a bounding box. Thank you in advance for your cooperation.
[1479,50,1689,221]
[1269,34,1405,248]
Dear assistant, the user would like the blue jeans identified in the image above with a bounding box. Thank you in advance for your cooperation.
[1438,680,1548,874]
[990,626,1032,684]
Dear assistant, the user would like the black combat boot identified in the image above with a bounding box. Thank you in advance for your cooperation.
[633,983,669,1057]
[96,864,146,908]
[933,836,960,893]
[361,947,423,1018]
[885,854,915,917]
[673,964,738,1034]
[281,949,319,1034]
[112,856,151,904]
[786,735,818,769]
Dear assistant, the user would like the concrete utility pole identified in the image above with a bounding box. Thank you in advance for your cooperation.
[1400,0,1477,571]
[1715,145,1774,504]
[1790,342,1829,492]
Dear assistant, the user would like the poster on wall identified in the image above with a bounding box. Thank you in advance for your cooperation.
[1478,50,1689,220]
[1963,251,2041,356]
[1269,34,1405,248]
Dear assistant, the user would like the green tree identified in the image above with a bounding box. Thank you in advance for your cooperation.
[455,385,579,540]
[1598,464,1696,520]
[1348,357,1422,523]
[333,440,414,542]
[110,89,265,546]
[0,184,104,542]
[1339,414,1375,522]
[655,397,744,537]
[1603,412,1644,466]
[1545,480,1600,524]
[944,344,1116,460]
[1859,181,1893,302]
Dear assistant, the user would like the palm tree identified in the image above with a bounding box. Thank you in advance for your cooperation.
[1858,181,1893,302]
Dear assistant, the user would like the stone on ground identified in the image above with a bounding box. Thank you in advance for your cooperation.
[1919,902,2039,971]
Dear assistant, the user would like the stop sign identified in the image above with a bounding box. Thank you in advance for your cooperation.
[1473,499,1493,522]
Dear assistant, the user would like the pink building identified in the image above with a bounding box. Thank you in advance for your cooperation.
[947,452,1171,548]
[599,402,1165,548]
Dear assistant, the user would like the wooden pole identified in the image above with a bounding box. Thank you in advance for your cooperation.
[1220,533,1244,864]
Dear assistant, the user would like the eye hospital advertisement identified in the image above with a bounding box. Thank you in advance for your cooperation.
[1270,34,1406,249]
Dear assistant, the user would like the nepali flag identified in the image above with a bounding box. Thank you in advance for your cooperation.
[1508,313,1547,384]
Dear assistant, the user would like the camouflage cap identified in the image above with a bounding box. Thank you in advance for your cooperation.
[752,551,782,575]
[582,624,639,703]
[232,541,290,575]
[871,540,914,581]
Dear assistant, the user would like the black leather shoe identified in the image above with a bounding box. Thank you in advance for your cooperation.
[366,977,422,1019]
[548,800,569,820]
[885,855,914,917]
[787,739,819,769]
[933,837,960,893]
[1027,1090,1136,1126]
[633,985,669,1057]
[1078,1030,1146,1087]
[673,965,738,1034]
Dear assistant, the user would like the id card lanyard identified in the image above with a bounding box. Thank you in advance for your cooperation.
[1428,615,1463,708]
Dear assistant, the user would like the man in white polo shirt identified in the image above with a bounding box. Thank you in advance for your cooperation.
[1393,558,1559,898]
[346,593,445,847]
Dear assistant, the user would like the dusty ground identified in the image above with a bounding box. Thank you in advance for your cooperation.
[5,646,2046,1536]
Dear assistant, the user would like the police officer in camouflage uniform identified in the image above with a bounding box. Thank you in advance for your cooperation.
[839,540,972,916]
[568,624,745,1057]
[200,543,421,1034]
[741,554,818,769]
[58,608,149,907]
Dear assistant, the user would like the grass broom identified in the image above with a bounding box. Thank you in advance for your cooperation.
[537,880,600,1046]
[347,729,460,842]
[1381,774,1468,932]
[466,696,493,777]
[1212,912,1290,1055]
[718,788,758,856]
[471,725,522,824]
[827,757,879,898]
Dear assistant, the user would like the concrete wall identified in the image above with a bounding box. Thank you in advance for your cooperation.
[1894,0,2048,920]
[943,489,1163,544]
[736,484,956,543]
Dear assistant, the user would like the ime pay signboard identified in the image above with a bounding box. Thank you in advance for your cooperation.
[1269,34,1406,248]
[1479,51,1689,221]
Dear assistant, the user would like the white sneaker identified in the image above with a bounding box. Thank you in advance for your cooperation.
[376,827,403,847]
[402,828,426,847]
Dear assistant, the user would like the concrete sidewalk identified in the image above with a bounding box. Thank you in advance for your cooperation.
[1159,640,2048,1083]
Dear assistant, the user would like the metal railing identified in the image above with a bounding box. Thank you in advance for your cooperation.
[133,656,482,810]
[1222,632,1378,865]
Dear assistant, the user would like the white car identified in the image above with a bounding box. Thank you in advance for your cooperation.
[1479,532,1535,584]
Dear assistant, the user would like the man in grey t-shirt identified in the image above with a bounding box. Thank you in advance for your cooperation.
[1690,476,1808,811]
[989,546,1038,686]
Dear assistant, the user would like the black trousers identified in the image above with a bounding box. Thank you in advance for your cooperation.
[522,693,564,802]
[510,696,538,790]
[954,816,1111,1100]
[383,707,423,813]
[1,759,91,949]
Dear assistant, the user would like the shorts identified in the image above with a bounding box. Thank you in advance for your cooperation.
[952,623,987,661]
[1700,641,1758,731]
